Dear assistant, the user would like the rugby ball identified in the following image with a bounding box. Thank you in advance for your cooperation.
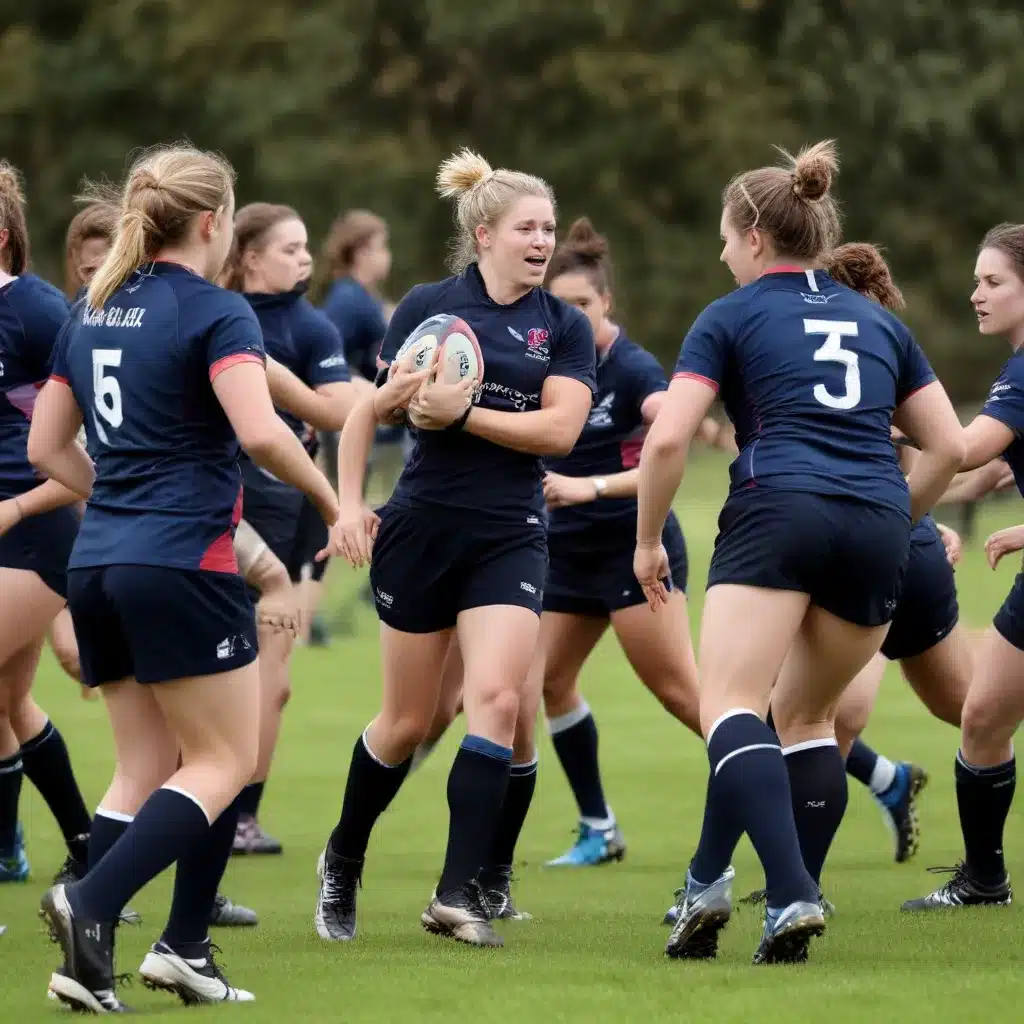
[390,314,484,386]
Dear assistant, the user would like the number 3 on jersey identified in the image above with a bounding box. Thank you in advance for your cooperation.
[806,319,860,411]
[92,348,123,444]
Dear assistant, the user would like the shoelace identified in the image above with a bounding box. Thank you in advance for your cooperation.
[923,862,970,896]
[323,864,360,913]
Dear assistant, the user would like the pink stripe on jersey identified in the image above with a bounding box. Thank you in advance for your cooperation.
[672,371,719,393]
[5,382,41,421]
[209,352,264,382]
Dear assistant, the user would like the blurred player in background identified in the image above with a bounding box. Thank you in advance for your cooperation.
[0,163,94,890]
[222,201,363,855]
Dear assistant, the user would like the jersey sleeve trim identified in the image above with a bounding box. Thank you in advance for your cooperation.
[209,352,265,382]
[48,373,70,386]
[672,370,719,393]
[895,377,938,406]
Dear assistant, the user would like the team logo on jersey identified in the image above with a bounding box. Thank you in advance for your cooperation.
[801,292,836,305]
[525,327,550,362]
[0,359,4,377]
[508,326,525,342]
[319,353,347,369]
[587,391,615,428]
[988,379,1011,402]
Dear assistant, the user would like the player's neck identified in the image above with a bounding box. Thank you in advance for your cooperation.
[476,261,531,306]
[1009,322,1024,352]
[348,264,378,290]
[152,247,206,280]
[761,259,814,276]
[595,320,619,353]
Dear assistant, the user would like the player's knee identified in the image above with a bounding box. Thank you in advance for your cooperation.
[473,683,520,735]
[960,692,1007,755]
[276,681,293,711]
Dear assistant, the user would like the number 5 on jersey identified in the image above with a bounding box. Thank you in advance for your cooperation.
[92,348,123,444]
[806,319,860,411]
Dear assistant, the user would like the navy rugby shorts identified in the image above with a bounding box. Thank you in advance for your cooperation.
[68,565,257,687]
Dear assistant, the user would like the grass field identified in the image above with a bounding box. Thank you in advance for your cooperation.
[3,448,1023,1021]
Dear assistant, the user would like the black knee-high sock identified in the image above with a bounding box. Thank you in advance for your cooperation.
[69,787,211,922]
[88,809,132,869]
[548,702,609,822]
[0,752,23,852]
[956,751,1016,886]
[20,720,91,862]
[236,781,264,819]
[329,730,411,861]
[783,739,848,886]
[162,793,243,952]
[691,710,817,907]
[437,735,512,897]
[486,757,538,871]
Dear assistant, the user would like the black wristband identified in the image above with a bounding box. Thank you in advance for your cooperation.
[446,404,473,433]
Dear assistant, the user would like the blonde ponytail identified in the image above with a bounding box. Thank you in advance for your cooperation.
[80,143,235,311]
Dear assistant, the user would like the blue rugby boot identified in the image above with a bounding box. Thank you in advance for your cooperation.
[544,822,626,867]
[0,823,29,882]
[876,762,928,863]
[751,899,825,964]
[664,866,735,960]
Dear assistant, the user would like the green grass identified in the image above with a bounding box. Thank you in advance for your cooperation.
[3,449,1023,1021]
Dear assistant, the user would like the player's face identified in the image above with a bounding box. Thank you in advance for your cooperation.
[249,217,313,293]
[547,271,610,341]
[76,236,111,285]
[719,207,761,287]
[972,247,1024,340]
[482,196,556,291]
[359,230,392,284]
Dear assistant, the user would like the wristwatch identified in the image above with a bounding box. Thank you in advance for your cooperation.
[592,477,608,498]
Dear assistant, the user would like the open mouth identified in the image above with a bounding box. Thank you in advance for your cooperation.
[525,255,547,268]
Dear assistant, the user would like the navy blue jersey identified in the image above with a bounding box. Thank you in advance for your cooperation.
[980,349,1024,496]
[547,332,666,534]
[245,288,350,445]
[0,274,71,499]
[322,276,387,382]
[674,269,935,515]
[51,261,266,572]
[379,263,596,520]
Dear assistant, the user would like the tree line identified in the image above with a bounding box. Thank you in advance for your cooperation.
[2,0,1021,400]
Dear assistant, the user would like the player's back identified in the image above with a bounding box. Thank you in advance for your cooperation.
[54,262,264,569]
[0,274,71,498]
[677,269,934,515]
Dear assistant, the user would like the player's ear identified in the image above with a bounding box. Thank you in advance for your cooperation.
[475,222,492,253]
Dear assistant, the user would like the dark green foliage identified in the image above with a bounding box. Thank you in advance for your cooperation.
[1,1,1020,397]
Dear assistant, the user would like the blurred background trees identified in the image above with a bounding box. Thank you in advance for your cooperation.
[2,0,1021,399]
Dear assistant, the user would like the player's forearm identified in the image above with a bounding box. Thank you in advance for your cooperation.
[337,395,377,507]
[463,406,582,457]
[12,477,86,517]
[29,442,94,500]
[266,358,353,431]
[244,421,339,527]
[582,468,639,499]
[907,449,964,524]
[636,440,686,547]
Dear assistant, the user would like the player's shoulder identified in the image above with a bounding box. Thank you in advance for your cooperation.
[179,279,259,331]
[5,273,71,327]
[533,287,590,340]
[998,347,1024,386]
[295,296,340,338]
[615,331,658,364]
